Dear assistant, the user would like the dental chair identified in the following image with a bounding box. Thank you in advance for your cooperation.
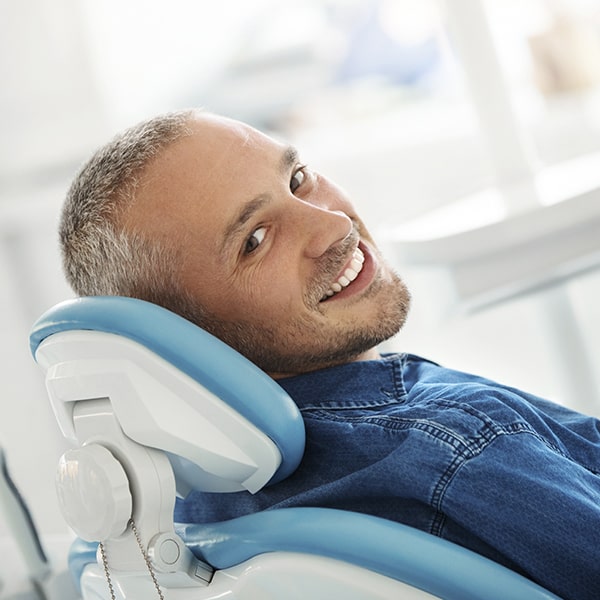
[29,297,561,600]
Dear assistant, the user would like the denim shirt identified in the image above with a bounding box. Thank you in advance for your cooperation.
[175,353,600,600]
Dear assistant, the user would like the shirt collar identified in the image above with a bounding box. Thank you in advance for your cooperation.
[277,353,408,410]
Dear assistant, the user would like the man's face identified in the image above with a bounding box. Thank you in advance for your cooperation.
[127,113,410,376]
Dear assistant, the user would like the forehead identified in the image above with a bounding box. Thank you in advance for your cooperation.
[191,113,283,156]
[174,113,277,180]
[177,114,282,183]
[125,113,285,242]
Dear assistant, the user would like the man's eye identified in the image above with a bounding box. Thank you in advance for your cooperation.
[244,226,266,254]
[290,166,306,194]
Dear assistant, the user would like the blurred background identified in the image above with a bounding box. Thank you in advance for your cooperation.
[2,0,600,594]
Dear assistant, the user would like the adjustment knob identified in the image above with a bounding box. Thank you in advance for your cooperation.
[56,444,132,542]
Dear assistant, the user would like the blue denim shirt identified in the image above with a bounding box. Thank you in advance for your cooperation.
[175,353,600,600]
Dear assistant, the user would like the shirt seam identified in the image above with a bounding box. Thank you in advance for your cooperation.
[428,425,582,536]
[302,406,579,538]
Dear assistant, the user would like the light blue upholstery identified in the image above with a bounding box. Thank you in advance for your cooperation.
[31,297,563,600]
[30,296,305,485]
[178,507,561,600]
[68,507,561,600]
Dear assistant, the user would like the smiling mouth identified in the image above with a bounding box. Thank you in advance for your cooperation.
[320,246,365,301]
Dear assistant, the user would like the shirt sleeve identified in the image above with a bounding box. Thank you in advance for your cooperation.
[440,428,600,600]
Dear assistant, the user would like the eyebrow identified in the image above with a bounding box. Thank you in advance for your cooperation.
[219,145,299,261]
[281,145,299,172]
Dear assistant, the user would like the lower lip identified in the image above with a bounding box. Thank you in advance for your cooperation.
[324,241,378,302]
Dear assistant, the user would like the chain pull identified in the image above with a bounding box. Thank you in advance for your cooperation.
[99,519,165,600]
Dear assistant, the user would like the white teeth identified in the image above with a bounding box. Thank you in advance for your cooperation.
[344,267,358,282]
[321,247,365,300]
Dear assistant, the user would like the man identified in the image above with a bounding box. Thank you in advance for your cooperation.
[61,109,600,600]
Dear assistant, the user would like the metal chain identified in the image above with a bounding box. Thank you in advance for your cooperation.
[99,541,116,600]
[99,519,164,600]
[130,519,165,600]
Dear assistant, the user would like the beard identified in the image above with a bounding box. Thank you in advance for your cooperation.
[200,265,411,376]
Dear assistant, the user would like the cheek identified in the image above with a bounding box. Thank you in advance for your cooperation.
[178,247,237,317]
[184,236,312,322]
[198,266,288,324]
[244,258,311,317]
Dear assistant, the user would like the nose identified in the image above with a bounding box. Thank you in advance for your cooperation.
[290,200,353,258]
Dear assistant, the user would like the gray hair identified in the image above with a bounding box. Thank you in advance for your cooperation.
[60,109,207,323]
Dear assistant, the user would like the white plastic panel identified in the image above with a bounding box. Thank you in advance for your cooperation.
[36,330,281,494]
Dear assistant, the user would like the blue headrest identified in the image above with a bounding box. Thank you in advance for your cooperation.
[30,296,305,485]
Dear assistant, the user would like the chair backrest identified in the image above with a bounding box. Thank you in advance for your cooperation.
[30,296,306,496]
[30,296,306,581]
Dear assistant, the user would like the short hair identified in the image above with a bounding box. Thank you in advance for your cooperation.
[60,109,206,323]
